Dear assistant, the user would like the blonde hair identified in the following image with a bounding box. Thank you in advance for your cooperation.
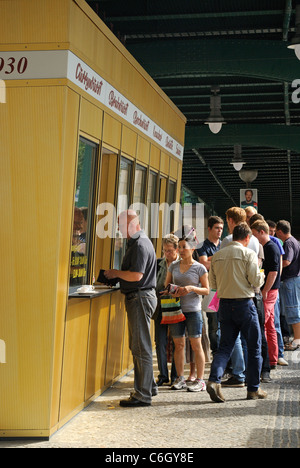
[162,234,179,249]
[226,207,246,224]
[244,206,257,216]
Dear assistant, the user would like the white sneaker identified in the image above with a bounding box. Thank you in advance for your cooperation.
[187,378,206,392]
[277,357,289,366]
[171,376,187,390]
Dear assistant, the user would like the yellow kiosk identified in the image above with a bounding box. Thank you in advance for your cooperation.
[0,0,186,438]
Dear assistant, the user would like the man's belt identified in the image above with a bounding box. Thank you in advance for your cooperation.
[220,297,253,301]
[124,287,155,296]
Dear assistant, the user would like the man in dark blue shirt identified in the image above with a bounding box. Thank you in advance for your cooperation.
[276,220,300,351]
[197,216,224,355]
[251,220,281,368]
[197,216,224,270]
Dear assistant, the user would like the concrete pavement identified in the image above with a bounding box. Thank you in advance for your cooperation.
[1,351,299,449]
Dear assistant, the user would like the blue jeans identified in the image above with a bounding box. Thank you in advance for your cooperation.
[209,298,262,392]
[280,276,300,325]
[125,289,157,404]
[230,334,246,382]
[274,293,284,359]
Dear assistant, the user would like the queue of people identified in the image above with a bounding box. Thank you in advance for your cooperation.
[103,207,300,407]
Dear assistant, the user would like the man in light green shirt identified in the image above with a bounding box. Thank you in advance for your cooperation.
[209,236,264,299]
[207,223,267,403]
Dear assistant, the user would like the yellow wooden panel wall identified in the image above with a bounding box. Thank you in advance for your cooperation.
[105,290,126,384]
[169,157,179,180]
[0,84,71,433]
[150,145,161,171]
[0,0,70,46]
[160,151,170,176]
[121,125,137,157]
[102,113,122,150]
[136,136,150,166]
[50,87,80,429]
[59,298,90,422]
[80,98,103,141]
[86,294,110,400]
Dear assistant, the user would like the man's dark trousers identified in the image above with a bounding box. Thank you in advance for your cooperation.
[209,298,263,392]
[125,289,157,404]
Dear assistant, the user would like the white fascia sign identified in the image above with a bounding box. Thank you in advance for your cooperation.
[0,50,184,160]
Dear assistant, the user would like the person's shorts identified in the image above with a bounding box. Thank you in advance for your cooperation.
[169,311,203,339]
[280,276,300,325]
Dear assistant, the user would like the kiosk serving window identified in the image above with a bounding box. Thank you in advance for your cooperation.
[133,164,146,205]
[70,137,98,287]
[168,180,177,233]
[146,170,158,240]
[113,156,133,269]
[132,163,147,229]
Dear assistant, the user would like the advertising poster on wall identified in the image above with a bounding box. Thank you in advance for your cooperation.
[240,188,258,210]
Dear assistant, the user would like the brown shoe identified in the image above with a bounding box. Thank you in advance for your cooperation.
[207,381,225,403]
[247,388,268,400]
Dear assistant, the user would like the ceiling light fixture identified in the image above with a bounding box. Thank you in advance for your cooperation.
[230,144,245,171]
[288,3,300,60]
[205,86,226,134]
[239,169,258,186]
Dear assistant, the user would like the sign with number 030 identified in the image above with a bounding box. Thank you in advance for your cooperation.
[0,56,28,75]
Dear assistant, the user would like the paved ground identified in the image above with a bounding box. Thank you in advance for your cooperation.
[1,350,299,449]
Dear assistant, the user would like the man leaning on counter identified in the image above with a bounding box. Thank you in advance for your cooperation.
[104,210,158,407]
